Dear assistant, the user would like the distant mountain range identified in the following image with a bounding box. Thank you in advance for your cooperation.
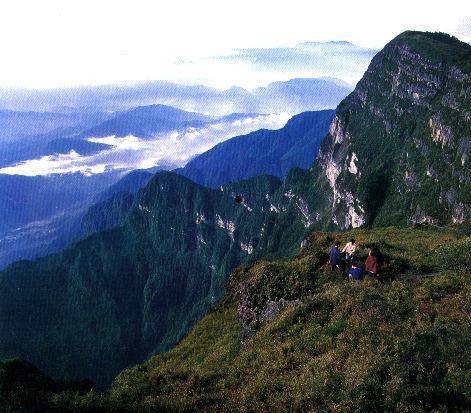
[0,104,291,270]
[0,110,111,142]
[0,78,353,116]
[81,104,211,138]
[0,110,112,168]
[0,104,288,175]
[0,77,352,176]
[80,111,335,236]
[0,108,335,269]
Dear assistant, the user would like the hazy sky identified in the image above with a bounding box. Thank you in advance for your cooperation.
[0,0,470,89]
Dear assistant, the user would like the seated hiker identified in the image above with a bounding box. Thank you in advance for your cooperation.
[342,238,356,263]
[365,248,380,278]
[329,241,342,270]
[348,261,363,280]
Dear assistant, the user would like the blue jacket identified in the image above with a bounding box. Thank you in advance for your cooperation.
[349,267,363,280]
[330,247,341,266]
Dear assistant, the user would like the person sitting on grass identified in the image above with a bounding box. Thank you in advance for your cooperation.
[342,238,356,264]
[329,241,342,271]
[365,248,380,278]
[348,261,363,281]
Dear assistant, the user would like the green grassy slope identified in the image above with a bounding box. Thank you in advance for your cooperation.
[4,224,470,412]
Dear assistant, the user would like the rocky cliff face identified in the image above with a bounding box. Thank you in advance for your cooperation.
[316,31,471,228]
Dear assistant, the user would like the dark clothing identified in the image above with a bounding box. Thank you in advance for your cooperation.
[365,255,379,275]
[349,267,363,280]
[330,246,341,268]
[344,253,354,263]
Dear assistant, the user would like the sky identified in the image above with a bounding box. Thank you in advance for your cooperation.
[0,0,470,90]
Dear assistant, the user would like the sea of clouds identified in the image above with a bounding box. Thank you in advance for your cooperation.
[0,114,289,176]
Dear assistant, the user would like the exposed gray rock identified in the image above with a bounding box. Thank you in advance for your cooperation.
[259,299,302,324]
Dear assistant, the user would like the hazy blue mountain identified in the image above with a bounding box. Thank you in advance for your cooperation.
[0,78,352,116]
[45,137,110,156]
[0,110,112,168]
[0,136,109,169]
[0,110,72,141]
[0,104,279,175]
[0,109,111,142]
[0,173,116,232]
[82,104,211,138]
[252,79,352,114]
[0,172,122,269]
[0,169,156,270]
[176,110,334,187]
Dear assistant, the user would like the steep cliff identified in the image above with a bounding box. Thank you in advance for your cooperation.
[316,31,471,228]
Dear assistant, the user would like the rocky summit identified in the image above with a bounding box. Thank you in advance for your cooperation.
[315,31,471,228]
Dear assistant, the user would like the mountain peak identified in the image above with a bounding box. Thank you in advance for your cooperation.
[314,30,471,229]
[298,40,355,47]
[383,31,471,71]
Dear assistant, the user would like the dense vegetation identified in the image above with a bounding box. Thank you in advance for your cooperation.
[0,173,285,387]
[2,224,470,412]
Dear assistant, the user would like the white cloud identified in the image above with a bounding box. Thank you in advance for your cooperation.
[0,151,109,177]
[0,113,290,176]
[184,130,202,140]
[88,135,143,150]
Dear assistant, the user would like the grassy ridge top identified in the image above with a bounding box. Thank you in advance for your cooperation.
[7,225,470,412]
[106,225,471,412]
[391,31,471,72]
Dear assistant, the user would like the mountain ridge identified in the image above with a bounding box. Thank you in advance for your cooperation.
[0,78,352,115]
[176,110,334,187]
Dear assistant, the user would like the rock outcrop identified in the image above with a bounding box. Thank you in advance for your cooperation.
[313,31,471,228]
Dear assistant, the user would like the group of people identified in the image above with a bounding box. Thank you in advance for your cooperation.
[329,238,381,280]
